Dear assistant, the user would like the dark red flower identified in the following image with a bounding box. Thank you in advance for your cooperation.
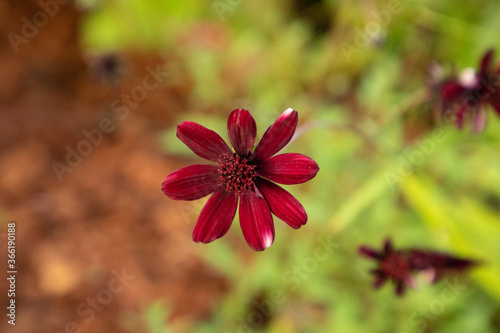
[162,108,319,251]
[440,48,500,132]
[359,239,477,296]
[360,239,415,296]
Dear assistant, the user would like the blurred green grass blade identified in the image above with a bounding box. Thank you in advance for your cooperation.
[399,175,455,233]
[327,170,389,233]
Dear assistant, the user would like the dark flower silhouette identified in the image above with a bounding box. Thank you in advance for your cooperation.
[162,108,319,251]
[440,48,500,132]
[86,53,124,86]
[359,239,415,296]
[359,239,476,296]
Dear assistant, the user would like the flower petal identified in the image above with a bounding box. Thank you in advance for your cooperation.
[193,189,238,243]
[456,104,467,129]
[177,121,232,163]
[227,109,257,157]
[257,153,319,185]
[253,108,298,161]
[491,98,500,116]
[162,165,220,200]
[360,246,384,260]
[409,249,477,272]
[473,106,487,133]
[256,178,307,229]
[395,280,406,296]
[239,190,274,251]
[480,48,494,74]
[440,81,465,102]
[383,239,394,254]
[371,270,388,289]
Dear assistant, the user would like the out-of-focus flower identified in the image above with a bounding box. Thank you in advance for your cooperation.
[86,53,124,86]
[162,108,319,251]
[359,239,477,296]
[439,48,500,133]
[359,239,415,296]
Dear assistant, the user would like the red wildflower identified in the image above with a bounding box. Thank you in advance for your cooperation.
[359,239,415,296]
[359,239,477,296]
[162,108,319,251]
[440,48,500,132]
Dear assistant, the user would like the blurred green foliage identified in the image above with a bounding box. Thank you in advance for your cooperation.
[82,0,500,332]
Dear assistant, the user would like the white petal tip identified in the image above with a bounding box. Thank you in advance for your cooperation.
[263,233,273,249]
[459,67,478,88]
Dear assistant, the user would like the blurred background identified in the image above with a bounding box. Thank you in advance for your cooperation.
[1,0,500,332]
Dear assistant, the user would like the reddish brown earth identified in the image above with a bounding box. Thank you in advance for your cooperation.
[0,1,230,332]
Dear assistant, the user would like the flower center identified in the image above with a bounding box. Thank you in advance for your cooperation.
[218,153,256,195]
[381,253,410,280]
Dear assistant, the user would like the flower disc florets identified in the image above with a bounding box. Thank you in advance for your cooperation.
[218,153,256,195]
[381,253,410,280]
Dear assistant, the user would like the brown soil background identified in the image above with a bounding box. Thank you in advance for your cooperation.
[0,1,232,332]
